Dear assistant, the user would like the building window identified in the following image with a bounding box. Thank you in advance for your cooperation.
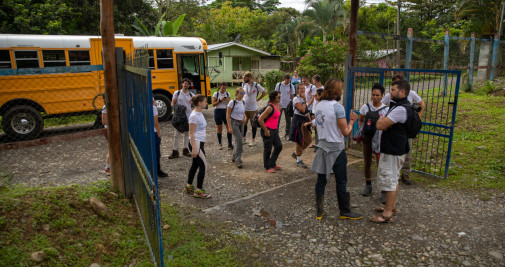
[14,50,39,68]
[68,50,90,66]
[42,50,66,67]
[252,60,259,69]
[156,49,173,69]
[0,50,11,69]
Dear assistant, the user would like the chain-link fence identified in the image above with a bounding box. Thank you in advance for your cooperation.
[0,66,106,143]
[356,30,505,90]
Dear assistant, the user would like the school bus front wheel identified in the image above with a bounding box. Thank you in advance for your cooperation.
[1,105,44,140]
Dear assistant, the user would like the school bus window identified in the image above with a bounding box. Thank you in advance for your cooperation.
[68,50,90,66]
[14,50,39,68]
[42,50,66,67]
[0,50,11,69]
[148,49,155,69]
[156,49,173,69]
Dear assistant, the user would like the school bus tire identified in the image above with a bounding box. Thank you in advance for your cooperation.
[154,93,172,122]
[2,105,44,140]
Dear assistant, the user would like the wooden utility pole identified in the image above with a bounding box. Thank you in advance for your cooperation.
[100,0,124,193]
[349,0,359,67]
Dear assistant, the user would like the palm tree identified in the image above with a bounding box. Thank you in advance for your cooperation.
[302,0,346,42]
[276,17,313,58]
[457,0,503,36]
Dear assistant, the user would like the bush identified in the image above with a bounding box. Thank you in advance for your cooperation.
[264,70,284,92]
[297,37,348,84]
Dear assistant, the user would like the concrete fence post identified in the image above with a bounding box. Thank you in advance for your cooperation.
[405,28,413,82]
[443,29,450,96]
[469,32,475,91]
[490,33,500,80]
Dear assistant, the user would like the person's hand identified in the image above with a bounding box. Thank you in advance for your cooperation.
[192,150,198,158]
[227,127,232,134]
[264,129,270,137]
[303,122,311,127]
[157,132,161,138]
[350,111,358,121]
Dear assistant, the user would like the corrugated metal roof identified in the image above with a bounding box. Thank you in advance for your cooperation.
[207,42,271,56]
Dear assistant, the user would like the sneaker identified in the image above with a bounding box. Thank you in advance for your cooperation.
[381,191,386,204]
[236,163,243,169]
[274,165,282,170]
[218,144,223,150]
[104,168,110,175]
[232,158,235,163]
[291,152,297,159]
[266,168,276,173]
[182,148,191,157]
[193,189,211,198]
[158,170,168,178]
[184,184,195,194]
[168,150,179,159]
[296,161,308,169]
[228,145,233,150]
[401,173,412,185]
[362,184,372,196]
[249,141,256,147]
[285,135,289,140]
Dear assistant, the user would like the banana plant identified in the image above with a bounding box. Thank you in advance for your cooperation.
[133,12,186,37]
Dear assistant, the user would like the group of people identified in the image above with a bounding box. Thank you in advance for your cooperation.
[103,71,424,223]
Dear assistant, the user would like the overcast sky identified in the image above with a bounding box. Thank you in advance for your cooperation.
[279,0,387,12]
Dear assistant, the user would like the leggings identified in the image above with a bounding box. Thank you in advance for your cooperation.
[315,150,348,196]
[187,141,207,189]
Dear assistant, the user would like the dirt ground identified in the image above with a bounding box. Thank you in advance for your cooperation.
[1,104,504,266]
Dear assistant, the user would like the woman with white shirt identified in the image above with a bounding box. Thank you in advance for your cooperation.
[226,88,246,168]
[185,95,210,198]
[311,79,361,220]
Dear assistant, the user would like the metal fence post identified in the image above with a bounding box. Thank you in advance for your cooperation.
[443,29,450,96]
[468,32,475,91]
[405,28,413,81]
[490,33,500,80]
[342,54,353,148]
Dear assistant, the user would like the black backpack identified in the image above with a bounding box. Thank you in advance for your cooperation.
[285,100,294,117]
[401,104,422,138]
[253,103,274,128]
[362,103,388,137]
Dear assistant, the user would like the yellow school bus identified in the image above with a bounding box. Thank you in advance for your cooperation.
[0,34,212,140]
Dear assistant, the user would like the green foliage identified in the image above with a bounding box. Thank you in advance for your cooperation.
[477,80,499,94]
[133,13,186,37]
[297,37,348,83]
[264,70,284,92]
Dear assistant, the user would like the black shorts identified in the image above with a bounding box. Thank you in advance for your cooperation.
[214,108,227,125]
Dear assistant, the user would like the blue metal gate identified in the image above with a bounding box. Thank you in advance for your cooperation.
[345,67,461,179]
[119,49,164,266]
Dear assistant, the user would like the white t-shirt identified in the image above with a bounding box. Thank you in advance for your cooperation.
[228,100,245,121]
[188,110,207,142]
[213,91,230,109]
[313,85,324,108]
[385,105,407,124]
[382,91,422,105]
[152,104,158,133]
[243,82,265,111]
[359,102,388,117]
[174,90,194,117]
[292,96,305,116]
[312,100,346,143]
[305,84,316,111]
[275,82,295,108]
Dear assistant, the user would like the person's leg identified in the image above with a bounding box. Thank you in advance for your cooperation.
[284,108,292,138]
[226,123,233,148]
[400,138,413,184]
[216,124,223,146]
[183,131,189,150]
[232,120,243,165]
[196,143,208,189]
[334,150,361,219]
[362,136,373,196]
[187,142,198,185]
[270,129,283,168]
[250,110,258,144]
[173,130,180,151]
[315,173,327,219]
[374,154,402,220]
[155,134,161,172]
[261,129,273,170]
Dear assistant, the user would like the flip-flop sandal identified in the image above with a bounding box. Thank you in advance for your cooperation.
[374,206,398,215]
[369,214,394,223]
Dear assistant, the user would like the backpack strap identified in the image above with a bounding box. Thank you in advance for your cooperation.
[174,90,180,103]
[366,103,371,114]
[275,82,281,92]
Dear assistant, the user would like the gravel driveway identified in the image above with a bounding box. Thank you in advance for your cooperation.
[1,102,504,266]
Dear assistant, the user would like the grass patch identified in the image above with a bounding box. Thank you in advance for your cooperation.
[0,181,258,266]
[411,91,505,191]
[44,114,96,128]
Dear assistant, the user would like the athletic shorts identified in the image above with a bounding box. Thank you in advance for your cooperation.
[377,153,406,192]
[214,108,227,125]
[244,110,257,121]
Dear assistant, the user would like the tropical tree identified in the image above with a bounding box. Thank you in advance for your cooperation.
[457,0,503,37]
[133,13,186,36]
[302,0,346,42]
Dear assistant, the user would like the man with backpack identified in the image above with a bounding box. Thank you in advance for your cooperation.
[242,71,267,147]
[169,78,194,159]
[274,74,295,140]
[369,79,419,223]
[358,83,388,197]
[382,74,426,185]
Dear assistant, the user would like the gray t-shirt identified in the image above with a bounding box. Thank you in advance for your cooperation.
[228,100,245,121]
[174,90,194,118]
[213,91,230,109]
[275,82,295,108]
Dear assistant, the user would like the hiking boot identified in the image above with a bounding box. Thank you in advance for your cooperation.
[381,191,386,204]
[193,189,211,198]
[249,141,256,147]
[362,184,372,196]
[158,169,168,178]
[168,150,179,159]
[291,152,297,159]
[315,194,325,220]
[337,191,362,220]
[184,184,195,194]
[228,145,233,150]
[296,160,308,169]
[182,148,191,157]
[236,162,243,169]
[401,173,412,185]
[218,144,223,150]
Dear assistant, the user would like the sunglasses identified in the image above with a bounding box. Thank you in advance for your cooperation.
[239,92,245,95]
